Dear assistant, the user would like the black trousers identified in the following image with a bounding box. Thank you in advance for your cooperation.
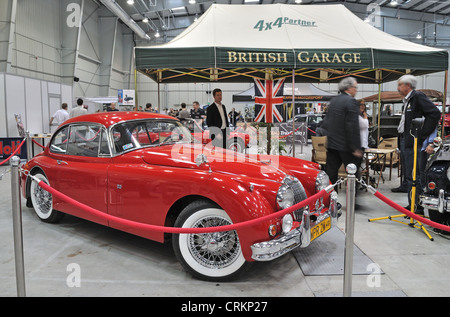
[326,148,362,192]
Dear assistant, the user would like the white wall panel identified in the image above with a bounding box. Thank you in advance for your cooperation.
[0,74,6,136]
[5,74,25,137]
[24,78,43,134]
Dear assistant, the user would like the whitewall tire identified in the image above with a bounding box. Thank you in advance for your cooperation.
[172,200,251,281]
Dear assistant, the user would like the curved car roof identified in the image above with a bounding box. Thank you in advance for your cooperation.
[63,111,177,128]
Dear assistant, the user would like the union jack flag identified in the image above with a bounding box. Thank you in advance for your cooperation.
[254,79,285,123]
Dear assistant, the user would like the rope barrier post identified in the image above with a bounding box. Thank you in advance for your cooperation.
[10,156,26,297]
[26,131,32,161]
[343,163,357,297]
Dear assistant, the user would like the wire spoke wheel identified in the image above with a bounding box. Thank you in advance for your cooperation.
[29,172,64,223]
[188,216,241,270]
[173,201,250,281]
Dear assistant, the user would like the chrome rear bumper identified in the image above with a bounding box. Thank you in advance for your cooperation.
[420,190,450,213]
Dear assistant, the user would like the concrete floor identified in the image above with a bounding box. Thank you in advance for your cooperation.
[1,143,450,297]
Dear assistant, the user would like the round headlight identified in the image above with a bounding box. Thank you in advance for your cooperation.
[315,171,330,192]
[282,214,293,234]
[277,184,295,210]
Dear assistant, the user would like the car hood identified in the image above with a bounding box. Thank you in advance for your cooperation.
[139,144,288,183]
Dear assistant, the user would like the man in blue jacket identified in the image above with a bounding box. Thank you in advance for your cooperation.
[324,77,363,192]
[396,75,441,214]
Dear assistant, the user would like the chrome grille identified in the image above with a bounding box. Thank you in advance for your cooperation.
[284,177,307,221]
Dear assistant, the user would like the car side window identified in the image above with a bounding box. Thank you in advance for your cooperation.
[66,124,104,157]
[50,126,69,154]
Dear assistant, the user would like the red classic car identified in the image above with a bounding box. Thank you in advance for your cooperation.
[21,112,339,281]
[180,118,250,152]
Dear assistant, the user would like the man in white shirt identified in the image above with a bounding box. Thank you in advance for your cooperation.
[70,98,88,118]
[49,103,69,127]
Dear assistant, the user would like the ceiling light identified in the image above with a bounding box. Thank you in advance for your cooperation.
[155,31,160,38]
[142,17,148,23]
[127,0,134,4]
[244,0,259,3]
[389,0,398,6]
[416,33,422,39]
[189,0,196,4]
[295,0,302,3]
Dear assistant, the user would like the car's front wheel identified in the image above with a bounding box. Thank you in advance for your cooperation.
[29,172,65,223]
[172,200,251,281]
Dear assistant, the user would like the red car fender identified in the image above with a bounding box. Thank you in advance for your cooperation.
[185,175,278,262]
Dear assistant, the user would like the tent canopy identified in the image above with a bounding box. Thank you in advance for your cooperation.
[232,83,337,103]
[361,89,444,103]
[135,4,448,83]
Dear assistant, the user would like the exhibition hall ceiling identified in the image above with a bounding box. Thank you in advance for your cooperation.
[110,0,450,43]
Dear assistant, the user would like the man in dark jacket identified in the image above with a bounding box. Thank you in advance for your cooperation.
[395,74,440,214]
[324,77,362,190]
[206,88,229,148]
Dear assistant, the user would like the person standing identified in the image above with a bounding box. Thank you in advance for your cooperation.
[108,102,119,112]
[324,77,362,191]
[395,74,440,214]
[178,103,190,119]
[228,107,239,128]
[359,101,369,150]
[206,88,229,148]
[49,103,69,128]
[70,98,88,118]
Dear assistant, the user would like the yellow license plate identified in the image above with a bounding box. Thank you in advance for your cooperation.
[311,216,331,242]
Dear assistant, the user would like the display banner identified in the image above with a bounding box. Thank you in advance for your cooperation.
[0,138,27,162]
[118,89,136,106]
[254,79,285,123]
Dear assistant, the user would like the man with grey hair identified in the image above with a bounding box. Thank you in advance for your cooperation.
[322,77,362,192]
[394,74,440,214]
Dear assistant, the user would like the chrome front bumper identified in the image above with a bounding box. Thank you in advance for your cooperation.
[251,191,340,261]
[420,189,450,213]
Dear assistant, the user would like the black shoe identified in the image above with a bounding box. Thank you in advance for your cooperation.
[415,208,424,216]
[391,187,408,193]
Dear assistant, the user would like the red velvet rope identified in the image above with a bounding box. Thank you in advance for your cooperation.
[32,139,46,149]
[373,190,450,232]
[36,180,328,234]
[0,139,26,166]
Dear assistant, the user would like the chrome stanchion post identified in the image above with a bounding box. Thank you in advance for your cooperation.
[343,163,357,297]
[26,131,32,161]
[10,156,26,297]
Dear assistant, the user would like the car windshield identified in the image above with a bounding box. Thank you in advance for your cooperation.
[111,119,193,154]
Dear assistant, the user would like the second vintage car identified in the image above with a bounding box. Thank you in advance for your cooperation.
[420,136,450,234]
[22,112,340,281]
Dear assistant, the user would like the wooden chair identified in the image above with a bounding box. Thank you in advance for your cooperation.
[377,137,399,181]
[311,136,327,166]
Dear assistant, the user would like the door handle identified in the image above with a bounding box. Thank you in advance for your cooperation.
[57,160,68,165]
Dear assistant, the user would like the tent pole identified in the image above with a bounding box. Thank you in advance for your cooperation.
[292,68,296,157]
[158,82,161,114]
[134,69,138,111]
[377,82,382,145]
[441,70,448,138]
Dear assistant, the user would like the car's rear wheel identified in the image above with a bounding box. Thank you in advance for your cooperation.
[29,172,65,223]
[172,200,251,281]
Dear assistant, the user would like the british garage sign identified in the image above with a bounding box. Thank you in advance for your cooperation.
[219,48,371,68]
